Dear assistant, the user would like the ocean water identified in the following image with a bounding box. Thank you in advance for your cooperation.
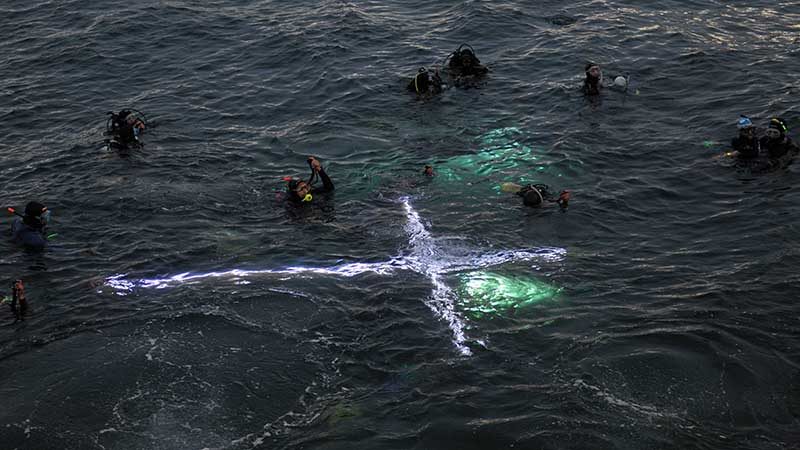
[1,1,800,449]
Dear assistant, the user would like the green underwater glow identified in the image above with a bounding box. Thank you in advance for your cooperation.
[327,402,362,426]
[458,271,561,318]
[438,127,544,181]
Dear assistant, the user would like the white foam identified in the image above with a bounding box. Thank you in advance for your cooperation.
[104,198,566,355]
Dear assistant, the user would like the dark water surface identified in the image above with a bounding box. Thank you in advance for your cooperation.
[2,1,800,449]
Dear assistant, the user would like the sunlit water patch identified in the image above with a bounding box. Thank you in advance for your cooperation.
[458,271,561,318]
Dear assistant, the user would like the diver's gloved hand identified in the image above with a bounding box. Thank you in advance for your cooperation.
[308,156,322,172]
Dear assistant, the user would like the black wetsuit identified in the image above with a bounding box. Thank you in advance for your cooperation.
[311,168,334,195]
[732,134,761,159]
[760,136,799,160]
[449,59,488,78]
[109,110,140,147]
[117,123,136,143]
[11,216,46,249]
[583,76,601,95]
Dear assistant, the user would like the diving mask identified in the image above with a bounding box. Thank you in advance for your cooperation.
[765,128,782,139]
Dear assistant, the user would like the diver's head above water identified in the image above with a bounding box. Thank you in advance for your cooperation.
[585,63,602,81]
[456,48,478,67]
[22,201,49,229]
[765,117,787,141]
[415,67,431,92]
[447,44,488,78]
[409,67,443,96]
[737,115,756,138]
[108,109,147,145]
[287,179,312,203]
[508,183,570,209]
[522,186,544,207]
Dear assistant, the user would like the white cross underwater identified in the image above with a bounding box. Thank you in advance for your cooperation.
[105,197,566,356]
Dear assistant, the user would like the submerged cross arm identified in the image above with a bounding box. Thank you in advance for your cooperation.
[437,247,567,274]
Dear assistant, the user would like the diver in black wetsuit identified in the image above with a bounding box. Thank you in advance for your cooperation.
[760,117,798,160]
[583,63,603,96]
[108,110,146,148]
[407,67,444,97]
[446,44,488,87]
[10,201,50,250]
[286,156,334,203]
[518,184,570,208]
[502,182,570,209]
[731,115,761,159]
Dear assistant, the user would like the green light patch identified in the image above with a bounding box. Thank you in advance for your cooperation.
[458,271,561,318]
[437,127,542,182]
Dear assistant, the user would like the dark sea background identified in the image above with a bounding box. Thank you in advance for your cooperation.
[2,1,800,449]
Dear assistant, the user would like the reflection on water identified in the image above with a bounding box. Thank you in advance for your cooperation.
[106,197,566,356]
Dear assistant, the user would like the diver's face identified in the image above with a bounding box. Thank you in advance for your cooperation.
[295,181,310,198]
[126,117,144,130]
[739,127,755,138]
[588,66,601,78]
[765,128,781,140]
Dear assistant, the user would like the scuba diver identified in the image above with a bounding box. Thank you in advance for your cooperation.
[9,201,50,250]
[285,156,334,204]
[107,109,146,149]
[445,44,489,87]
[730,115,762,159]
[583,63,603,95]
[422,165,435,177]
[408,67,444,97]
[760,117,798,160]
[501,183,570,209]
[582,62,630,96]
